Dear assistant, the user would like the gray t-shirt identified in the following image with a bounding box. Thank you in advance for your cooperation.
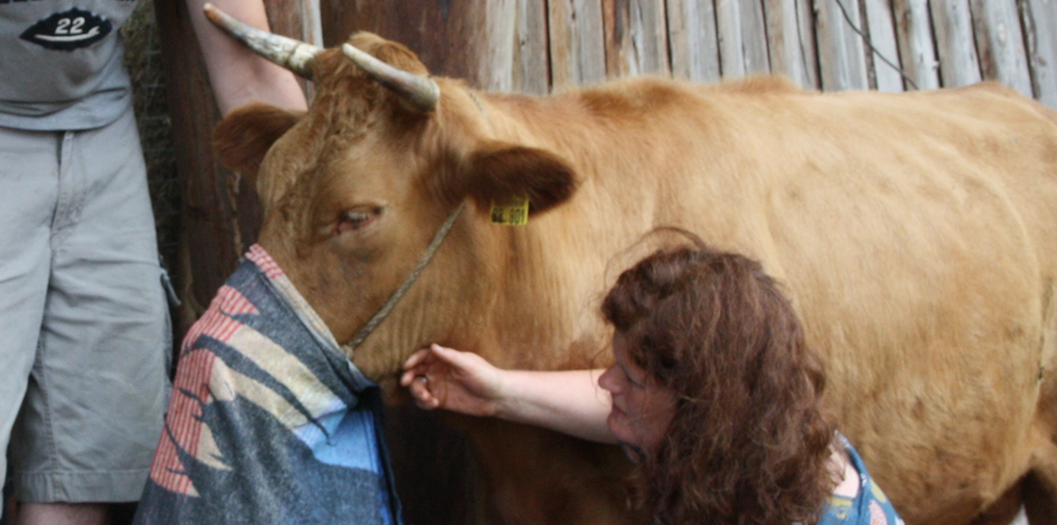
[0,0,138,130]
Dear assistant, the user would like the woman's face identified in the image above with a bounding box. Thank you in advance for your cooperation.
[598,334,677,457]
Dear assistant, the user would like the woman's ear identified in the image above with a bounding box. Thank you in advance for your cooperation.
[457,141,579,215]
[213,102,304,184]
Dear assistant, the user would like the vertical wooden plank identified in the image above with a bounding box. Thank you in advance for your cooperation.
[604,0,635,76]
[741,0,772,74]
[765,0,813,87]
[322,1,484,85]
[863,0,906,92]
[300,0,324,46]
[892,0,940,90]
[970,0,1033,97]
[814,0,870,91]
[631,0,671,76]
[549,0,607,89]
[1022,0,1057,107]
[717,0,773,78]
[929,0,982,87]
[513,0,551,94]
[603,0,670,78]
[323,0,543,94]
[480,0,518,91]
[796,0,822,88]
[667,0,722,82]
[716,0,747,77]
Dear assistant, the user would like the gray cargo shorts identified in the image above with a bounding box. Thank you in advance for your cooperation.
[0,107,171,504]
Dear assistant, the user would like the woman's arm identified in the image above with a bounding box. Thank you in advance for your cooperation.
[185,0,308,115]
[401,344,616,444]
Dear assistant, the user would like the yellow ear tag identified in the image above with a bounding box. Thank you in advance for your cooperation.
[490,197,530,226]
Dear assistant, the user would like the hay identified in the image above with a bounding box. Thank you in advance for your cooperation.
[122,1,180,274]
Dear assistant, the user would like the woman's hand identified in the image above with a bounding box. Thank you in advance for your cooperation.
[400,344,505,417]
[401,344,616,443]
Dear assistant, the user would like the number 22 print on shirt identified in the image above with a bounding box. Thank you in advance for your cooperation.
[20,8,112,51]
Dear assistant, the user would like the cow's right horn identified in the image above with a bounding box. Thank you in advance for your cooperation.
[203,3,320,80]
[342,43,440,113]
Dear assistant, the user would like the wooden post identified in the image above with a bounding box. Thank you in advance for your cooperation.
[512,0,551,95]
[1022,0,1057,107]
[892,0,941,90]
[716,0,748,78]
[930,0,982,87]
[862,0,905,92]
[765,0,819,89]
[549,0,608,89]
[603,0,671,78]
[795,0,821,89]
[815,0,870,91]
[971,0,1033,97]
[667,0,722,82]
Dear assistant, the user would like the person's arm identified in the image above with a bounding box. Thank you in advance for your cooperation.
[401,344,616,444]
[186,0,308,115]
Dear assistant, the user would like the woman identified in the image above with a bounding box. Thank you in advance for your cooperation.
[402,239,903,525]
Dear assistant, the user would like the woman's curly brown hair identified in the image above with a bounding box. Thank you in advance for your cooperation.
[602,235,836,525]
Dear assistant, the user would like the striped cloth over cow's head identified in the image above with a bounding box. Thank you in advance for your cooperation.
[134,245,401,525]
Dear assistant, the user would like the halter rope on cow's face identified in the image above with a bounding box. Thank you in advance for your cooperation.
[203,2,440,113]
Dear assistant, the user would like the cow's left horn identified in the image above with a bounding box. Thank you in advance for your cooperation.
[203,3,320,80]
[342,43,440,113]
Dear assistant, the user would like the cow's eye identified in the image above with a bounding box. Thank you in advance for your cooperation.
[337,206,382,234]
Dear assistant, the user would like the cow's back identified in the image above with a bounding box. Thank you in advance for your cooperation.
[655,80,1057,524]
[525,78,1057,524]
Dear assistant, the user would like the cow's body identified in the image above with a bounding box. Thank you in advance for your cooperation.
[212,32,1057,525]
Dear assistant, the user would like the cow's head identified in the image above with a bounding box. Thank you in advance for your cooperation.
[207,6,579,384]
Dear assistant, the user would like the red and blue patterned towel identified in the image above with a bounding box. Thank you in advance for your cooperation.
[134,245,401,525]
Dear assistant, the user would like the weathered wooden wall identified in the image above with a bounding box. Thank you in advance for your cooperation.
[155,0,1057,523]
[320,0,1056,103]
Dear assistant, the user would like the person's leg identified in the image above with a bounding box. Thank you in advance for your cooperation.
[9,109,171,512]
[0,127,59,523]
[14,503,107,525]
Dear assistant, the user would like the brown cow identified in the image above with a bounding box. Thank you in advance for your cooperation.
[203,6,1057,525]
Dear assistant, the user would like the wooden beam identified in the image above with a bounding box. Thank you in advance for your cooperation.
[549,0,607,89]
[892,0,940,90]
[796,0,821,89]
[930,0,982,87]
[765,0,816,88]
[479,0,518,92]
[863,0,905,92]
[717,0,770,78]
[603,0,670,78]
[512,0,550,94]
[667,0,721,82]
[815,0,870,91]
[970,0,1033,97]
[1022,0,1057,107]
[716,0,748,78]
[741,0,772,75]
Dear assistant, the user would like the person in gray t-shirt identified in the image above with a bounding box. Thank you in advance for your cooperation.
[0,2,306,524]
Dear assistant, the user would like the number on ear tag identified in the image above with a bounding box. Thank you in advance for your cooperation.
[490,197,529,226]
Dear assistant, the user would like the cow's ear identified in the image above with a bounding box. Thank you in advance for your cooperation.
[460,143,578,215]
[213,102,304,182]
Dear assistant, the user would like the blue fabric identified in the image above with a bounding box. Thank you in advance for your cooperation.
[134,246,402,525]
[818,435,903,525]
